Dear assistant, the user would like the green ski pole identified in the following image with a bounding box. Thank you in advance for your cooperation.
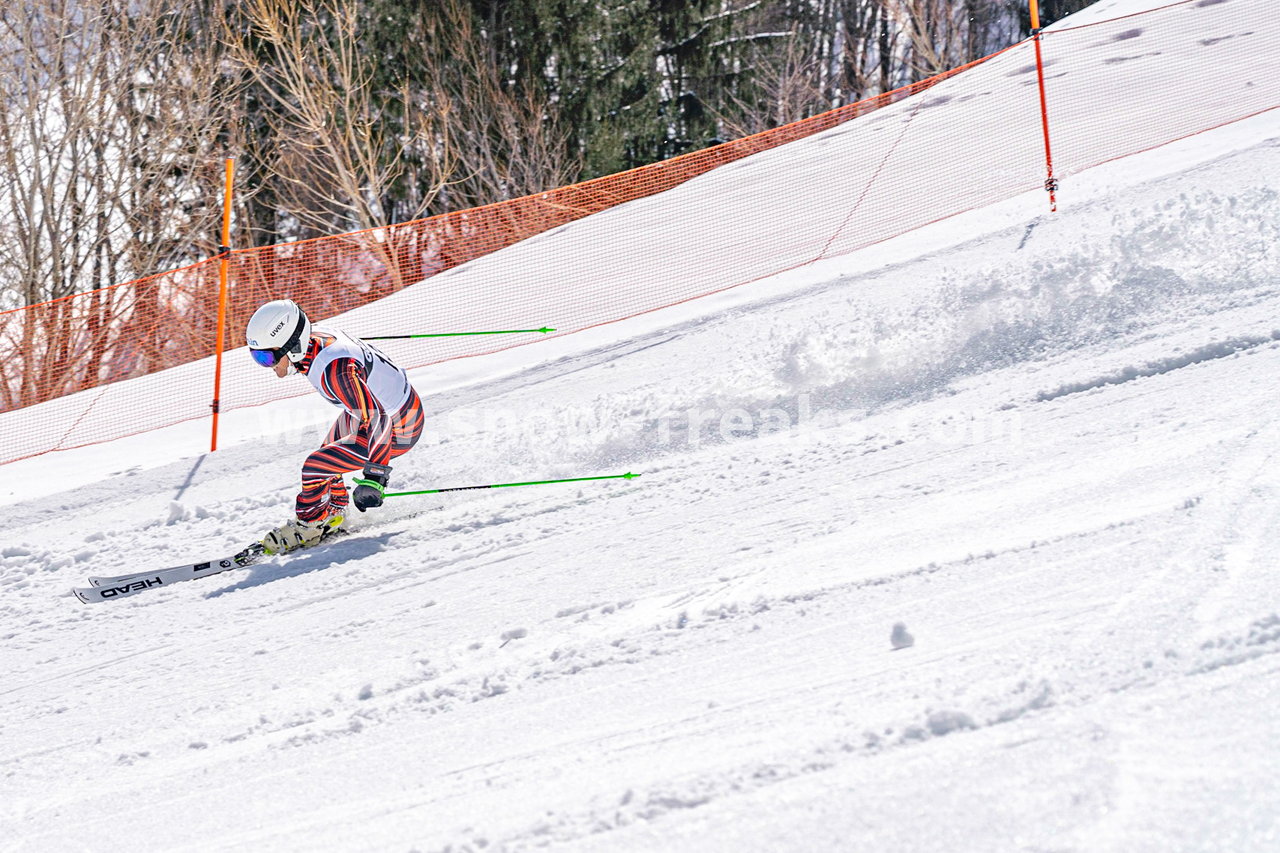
[364,327,555,340]
[385,472,640,497]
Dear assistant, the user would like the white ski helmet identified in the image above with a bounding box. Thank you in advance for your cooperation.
[246,299,311,366]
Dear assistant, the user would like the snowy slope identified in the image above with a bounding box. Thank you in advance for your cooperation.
[3,10,1280,853]
[1,118,1276,852]
[8,0,1274,466]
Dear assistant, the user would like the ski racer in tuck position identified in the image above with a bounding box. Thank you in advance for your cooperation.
[246,299,424,554]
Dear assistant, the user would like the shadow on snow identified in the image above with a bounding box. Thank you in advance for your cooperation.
[203,532,396,597]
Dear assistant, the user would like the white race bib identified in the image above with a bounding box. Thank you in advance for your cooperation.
[307,328,413,414]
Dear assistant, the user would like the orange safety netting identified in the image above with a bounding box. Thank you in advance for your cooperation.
[0,0,1276,465]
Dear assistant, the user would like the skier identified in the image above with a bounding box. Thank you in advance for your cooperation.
[245,299,424,554]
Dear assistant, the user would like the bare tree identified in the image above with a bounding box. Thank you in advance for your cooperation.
[0,0,232,408]
[224,0,455,240]
[0,0,229,308]
[890,0,1021,78]
[412,0,580,211]
[703,0,901,138]
[709,31,831,139]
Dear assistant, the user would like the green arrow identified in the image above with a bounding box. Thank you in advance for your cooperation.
[364,327,555,340]
[386,472,640,497]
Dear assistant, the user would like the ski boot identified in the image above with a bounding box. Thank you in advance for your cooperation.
[261,510,345,556]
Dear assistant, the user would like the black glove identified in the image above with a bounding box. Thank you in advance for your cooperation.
[352,464,391,512]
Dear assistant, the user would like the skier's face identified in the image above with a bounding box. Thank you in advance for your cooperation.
[273,357,291,378]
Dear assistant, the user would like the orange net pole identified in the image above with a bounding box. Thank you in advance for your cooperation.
[210,158,234,452]
[1029,0,1059,212]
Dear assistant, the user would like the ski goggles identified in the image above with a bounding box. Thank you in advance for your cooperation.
[250,347,285,367]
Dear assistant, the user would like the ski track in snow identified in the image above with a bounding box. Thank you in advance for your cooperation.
[3,43,1280,853]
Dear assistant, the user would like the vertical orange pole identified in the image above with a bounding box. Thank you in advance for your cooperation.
[210,158,234,452]
[1029,0,1058,212]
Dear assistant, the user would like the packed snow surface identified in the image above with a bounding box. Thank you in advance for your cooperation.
[2,10,1280,853]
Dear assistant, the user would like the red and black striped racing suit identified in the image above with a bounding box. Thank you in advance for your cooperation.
[295,331,424,522]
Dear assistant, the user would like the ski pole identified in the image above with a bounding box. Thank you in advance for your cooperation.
[364,327,555,340]
[385,472,640,497]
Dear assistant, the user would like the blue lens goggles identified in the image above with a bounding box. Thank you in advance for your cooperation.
[251,348,282,367]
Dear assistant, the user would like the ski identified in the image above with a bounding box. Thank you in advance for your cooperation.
[72,544,265,604]
[88,557,241,588]
[73,527,350,604]
[88,569,166,587]
[86,546,262,588]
